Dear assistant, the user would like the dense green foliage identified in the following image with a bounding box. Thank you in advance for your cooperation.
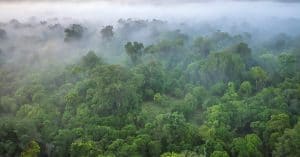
[0,21,300,157]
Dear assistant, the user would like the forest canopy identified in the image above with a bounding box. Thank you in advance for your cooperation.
[0,1,300,157]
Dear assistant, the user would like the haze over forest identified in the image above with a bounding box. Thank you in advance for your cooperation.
[0,0,300,157]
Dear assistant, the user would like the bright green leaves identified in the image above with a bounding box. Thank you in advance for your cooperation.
[239,81,252,97]
[265,113,291,150]
[161,152,182,157]
[210,151,230,157]
[145,112,200,152]
[70,140,101,157]
[21,140,40,157]
[231,134,263,157]
[250,66,268,91]
[267,114,291,133]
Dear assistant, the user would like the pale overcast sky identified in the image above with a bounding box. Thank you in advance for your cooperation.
[0,0,299,2]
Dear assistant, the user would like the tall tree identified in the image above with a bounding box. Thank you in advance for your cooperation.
[125,42,144,64]
[100,25,114,41]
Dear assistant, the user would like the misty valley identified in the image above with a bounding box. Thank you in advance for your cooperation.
[0,1,300,157]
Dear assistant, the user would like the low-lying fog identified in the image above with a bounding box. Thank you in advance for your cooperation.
[0,0,300,69]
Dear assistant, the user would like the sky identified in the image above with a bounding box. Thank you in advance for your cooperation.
[0,0,299,24]
[0,0,299,3]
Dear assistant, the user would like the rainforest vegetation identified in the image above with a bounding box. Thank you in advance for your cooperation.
[0,2,300,157]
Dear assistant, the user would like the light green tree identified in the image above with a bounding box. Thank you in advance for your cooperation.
[21,140,40,157]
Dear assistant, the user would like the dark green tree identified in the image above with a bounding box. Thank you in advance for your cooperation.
[125,42,144,64]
